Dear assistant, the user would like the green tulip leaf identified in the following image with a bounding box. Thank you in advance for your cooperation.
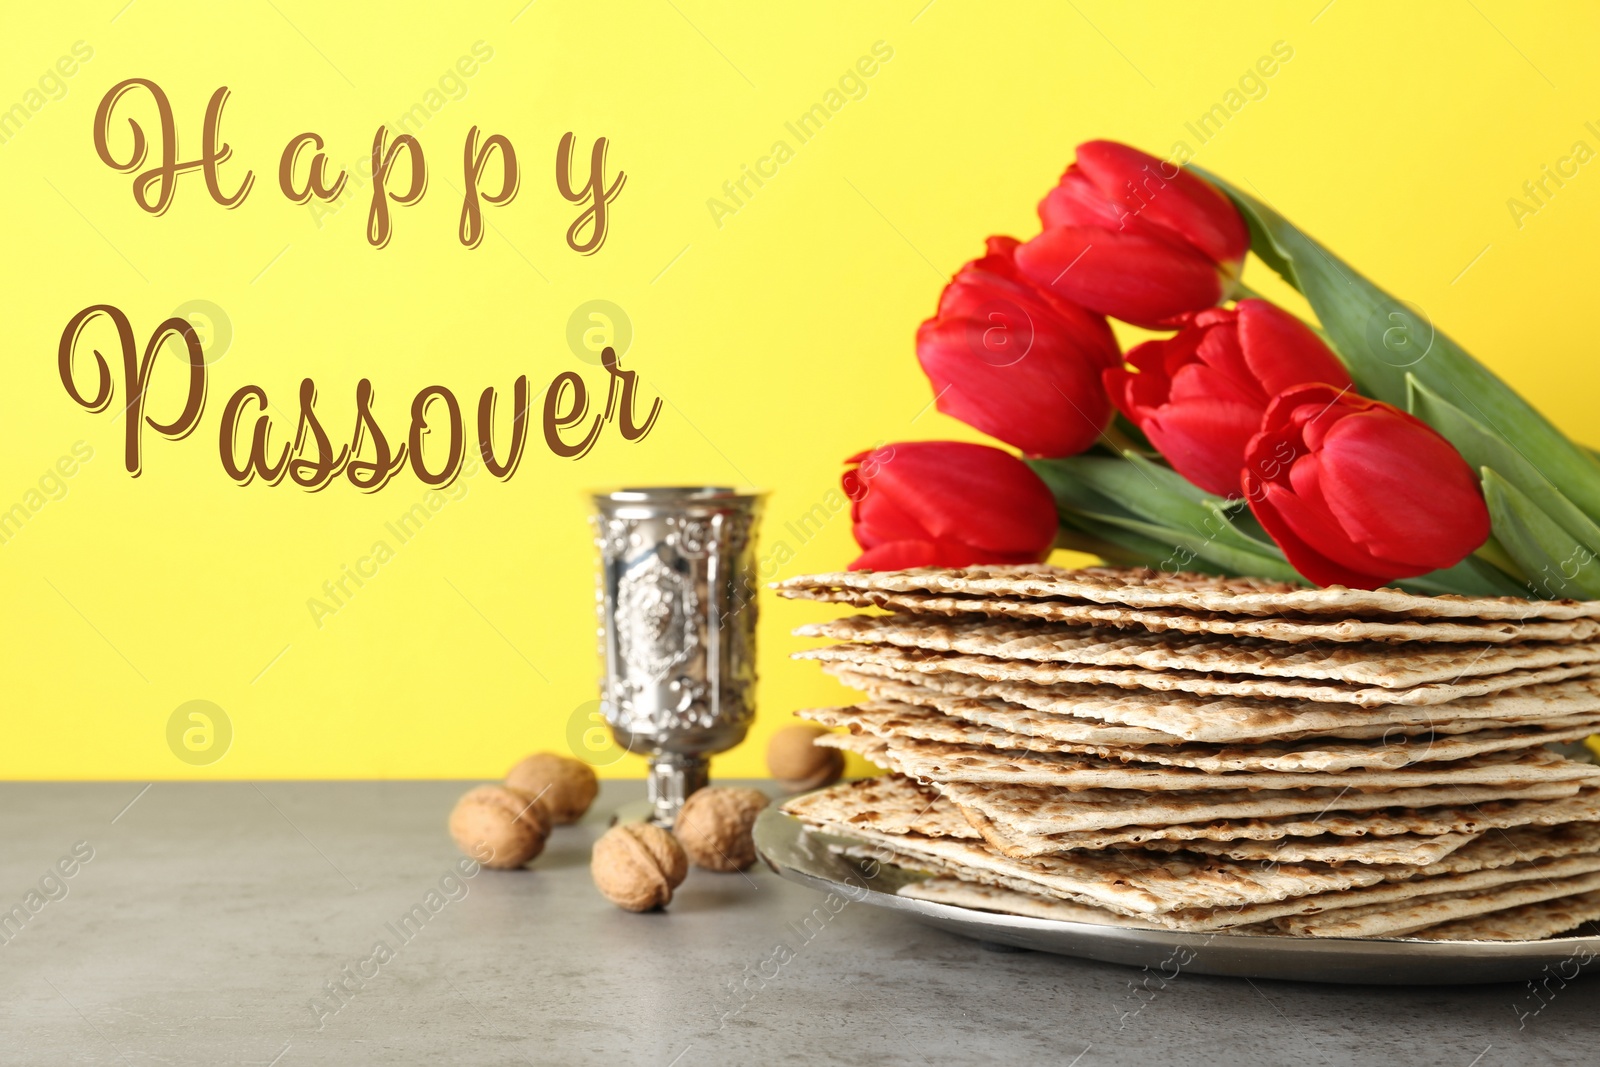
[1394,554,1529,598]
[1481,468,1600,599]
[1034,452,1521,592]
[1030,455,1303,581]
[1053,517,1177,569]
[1193,167,1600,529]
[1033,454,1263,557]
[1055,510,1231,572]
[1408,374,1600,559]
[1474,533,1530,585]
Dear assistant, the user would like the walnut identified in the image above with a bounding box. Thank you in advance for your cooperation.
[591,822,687,911]
[505,752,598,825]
[673,787,770,872]
[766,724,845,792]
[449,785,551,869]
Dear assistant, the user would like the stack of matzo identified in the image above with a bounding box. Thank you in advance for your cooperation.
[775,566,1600,940]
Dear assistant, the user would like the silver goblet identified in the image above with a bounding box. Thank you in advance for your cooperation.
[590,487,767,826]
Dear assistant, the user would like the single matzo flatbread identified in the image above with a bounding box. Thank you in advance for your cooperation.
[933,776,1585,837]
[784,589,1600,644]
[1272,866,1600,938]
[796,817,1388,918]
[898,876,1159,928]
[797,698,1600,774]
[954,788,1600,857]
[826,664,1600,743]
[822,724,1600,792]
[1143,832,1481,867]
[779,774,979,840]
[1407,888,1600,941]
[802,645,1600,708]
[776,565,1600,621]
[797,616,1600,685]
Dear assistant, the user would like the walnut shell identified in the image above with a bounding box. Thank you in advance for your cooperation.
[591,822,687,911]
[674,786,770,872]
[766,724,845,792]
[506,752,599,825]
[449,785,551,869]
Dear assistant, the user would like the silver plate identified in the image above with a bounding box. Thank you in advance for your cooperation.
[753,808,1600,985]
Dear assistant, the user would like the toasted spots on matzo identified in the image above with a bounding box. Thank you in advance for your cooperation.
[1144,833,1481,867]
[1376,821,1600,880]
[958,789,1600,857]
[786,591,1600,644]
[936,778,1584,836]
[827,665,1600,743]
[801,818,1387,916]
[1407,888,1600,940]
[898,877,1160,927]
[776,565,1600,621]
[779,776,978,840]
[821,721,1600,791]
[797,615,1600,681]
[798,697,1600,773]
[801,644,1600,708]
[1272,865,1600,938]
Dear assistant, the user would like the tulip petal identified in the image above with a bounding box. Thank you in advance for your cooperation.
[1314,410,1490,568]
[1244,476,1392,588]
[1142,399,1265,498]
[850,480,933,549]
[1104,363,1162,421]
[1016,226,1225,329]
[850,540,944,570]
[1268,453,1429,578]
[1074,140,1250,266]
[849,441,1059,562]
[1038,167,1132,231]
[1166,347,1260,408]
[1183,317,1264,403]
[1234,300,1352,396]
[920,237,1122,456]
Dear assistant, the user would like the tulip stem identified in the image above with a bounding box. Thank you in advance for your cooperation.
[1232,280,1270,303]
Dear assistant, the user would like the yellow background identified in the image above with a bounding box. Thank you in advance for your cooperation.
[4,1,1598,779]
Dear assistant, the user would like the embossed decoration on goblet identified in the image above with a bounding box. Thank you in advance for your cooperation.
[591,487,766,825]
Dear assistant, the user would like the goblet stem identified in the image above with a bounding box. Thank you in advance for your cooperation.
[647,752,710,826]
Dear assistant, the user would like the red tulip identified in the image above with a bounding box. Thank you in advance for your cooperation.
[916,236,1121,457]
[1015,140,1250,328]
[1243,384,1490,589]
[842,441,1059,570]
[1105,299,1353,497]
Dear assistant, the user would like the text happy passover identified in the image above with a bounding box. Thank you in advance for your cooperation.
[55,75,657,489]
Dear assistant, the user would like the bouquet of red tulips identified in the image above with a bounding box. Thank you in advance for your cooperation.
[844,140,1600,597]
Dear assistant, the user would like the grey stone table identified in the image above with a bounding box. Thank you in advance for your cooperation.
[1,781,1596,1066]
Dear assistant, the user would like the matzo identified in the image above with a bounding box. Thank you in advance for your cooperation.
[822,824,1600,934]
[958,788,1600,857]
[1380,821,1600,880]
[845,728,1600,792]
[937,777,1584,837]
[1274,864,1600,938]
[785,589,1600,644]
[797,819,1387,915]
[1409,888,1600,940]
[799,697,1600,773]
[1144,833,1481,867]
[898,876,1158,928]
[798,616,1600,685]
[778,774,978,840]
[776,565,1600,621]
[830,665,1600,744]
[803,644,1600,708]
